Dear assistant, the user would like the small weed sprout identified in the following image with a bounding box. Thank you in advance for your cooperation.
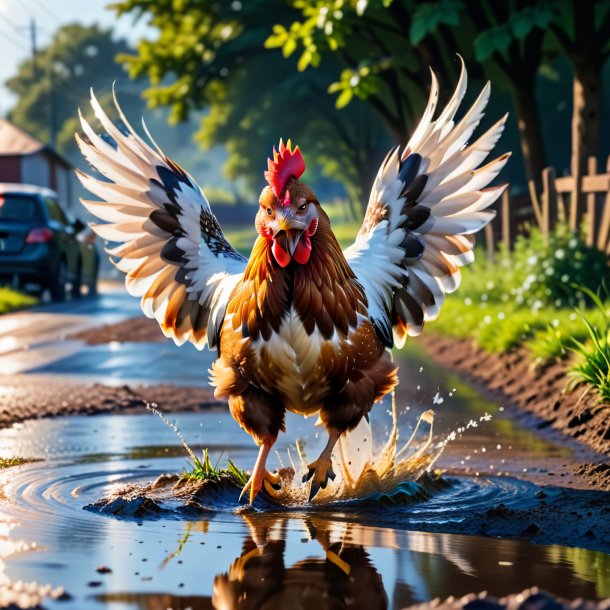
[145,402,248,486]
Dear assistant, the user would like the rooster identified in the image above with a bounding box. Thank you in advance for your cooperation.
[77,60,509,503]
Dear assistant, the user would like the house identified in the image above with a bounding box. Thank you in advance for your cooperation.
[0,119,73,208]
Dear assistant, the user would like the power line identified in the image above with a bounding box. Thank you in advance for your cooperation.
[0,24,29,53]
[0,12,22,30]
[21,0,61,24]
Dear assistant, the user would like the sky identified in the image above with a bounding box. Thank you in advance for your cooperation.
[0,0,153,114]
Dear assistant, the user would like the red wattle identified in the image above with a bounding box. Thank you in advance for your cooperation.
[293,234,312,264]
[272,240,292,267]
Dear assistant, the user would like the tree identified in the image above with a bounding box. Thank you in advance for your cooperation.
[113,0,392,212]
[267,0,550,181]
[6,24,136,159]
[549,0,610,208]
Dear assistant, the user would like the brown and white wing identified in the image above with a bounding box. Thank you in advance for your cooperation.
[76,91,247,350]
[344,58,510,348]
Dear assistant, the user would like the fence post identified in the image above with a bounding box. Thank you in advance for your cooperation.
[528,179,543,228]
[585,156,597,246]
[501,188,510,249]
[598,156,610,253]
[485,223,495,263]
[548,167,558,231]
[541,167,556,239]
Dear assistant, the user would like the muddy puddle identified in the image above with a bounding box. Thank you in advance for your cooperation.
[0,349,608,609]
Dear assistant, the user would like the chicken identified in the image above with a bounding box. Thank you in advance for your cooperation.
[77,59,509,504]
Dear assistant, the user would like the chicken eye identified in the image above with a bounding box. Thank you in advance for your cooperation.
[297,202,308,214]
[266,207,273,216]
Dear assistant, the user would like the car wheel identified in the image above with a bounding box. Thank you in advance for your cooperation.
[71,262,82,299]
[87,258,99,296]
[50,259,68,302]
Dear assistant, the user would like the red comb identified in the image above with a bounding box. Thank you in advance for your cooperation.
[264,138,306,199]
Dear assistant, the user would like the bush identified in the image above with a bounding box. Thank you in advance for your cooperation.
[505,224,608,309]
[429,224,610,364]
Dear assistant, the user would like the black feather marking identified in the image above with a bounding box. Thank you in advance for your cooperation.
[398,153,422,187]
[403,206,431,231]
[401,234,425,260]
[208,301,226,349]
[157,165,189,194]
[150,209,180,234]
[174,266,190,286]
[393,288,424,329]
[371,315,393,348]
[161,238,185,264]
[402,174,428,204]
[200,210,246,262]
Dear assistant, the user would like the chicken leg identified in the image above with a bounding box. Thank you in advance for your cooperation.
[303,428,341,501]
[239,438,281,505]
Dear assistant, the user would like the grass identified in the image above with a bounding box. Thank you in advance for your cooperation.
[566,287,610,403]
[146,401,249,486]
[0,287,37,315]
[182,447,248,486]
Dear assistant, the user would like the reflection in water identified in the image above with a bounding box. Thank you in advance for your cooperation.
[213,514,387,610]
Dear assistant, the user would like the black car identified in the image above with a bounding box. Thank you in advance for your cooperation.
[0,184,99,300]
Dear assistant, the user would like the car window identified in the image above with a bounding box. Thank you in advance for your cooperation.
[45,197,68,224]
[0,194,42,222]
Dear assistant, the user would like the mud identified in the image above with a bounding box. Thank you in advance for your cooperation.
[0,374,221,429]
[418,334,610,459]
[404,588,610,610]
[86,471,610,553]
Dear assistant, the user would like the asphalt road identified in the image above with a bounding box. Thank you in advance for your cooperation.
[0,284,214,385]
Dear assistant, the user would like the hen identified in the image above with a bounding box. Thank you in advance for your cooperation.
[77,60,509,503]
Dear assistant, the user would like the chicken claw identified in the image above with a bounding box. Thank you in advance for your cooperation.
[239,469,281,505]
[303,458,336,501]
[239,439,279,505]
[303,428,341,501]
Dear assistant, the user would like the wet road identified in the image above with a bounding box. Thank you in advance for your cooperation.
[0,286,212,384]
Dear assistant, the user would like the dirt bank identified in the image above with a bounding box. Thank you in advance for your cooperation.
[417,334,609,479]
[0,374,222,429]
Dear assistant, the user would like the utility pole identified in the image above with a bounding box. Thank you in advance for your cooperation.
[30,18,38,78]
[29,19,56,148]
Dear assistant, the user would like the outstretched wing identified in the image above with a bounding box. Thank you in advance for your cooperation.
[76,91,247,350]
[344,58,510,348]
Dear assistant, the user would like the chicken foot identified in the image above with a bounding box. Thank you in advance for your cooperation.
[239,438,281,505]
[303,428,341,501]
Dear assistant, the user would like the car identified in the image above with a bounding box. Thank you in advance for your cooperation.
[0,183,99,300]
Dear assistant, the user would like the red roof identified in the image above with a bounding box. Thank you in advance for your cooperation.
[0,119,45,155]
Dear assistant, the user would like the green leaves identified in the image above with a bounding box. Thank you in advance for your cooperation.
[409,0,464,45]
[474,25,513,61]
[511,2,554,38]
[328,64,380,108]
[474,1,556,61]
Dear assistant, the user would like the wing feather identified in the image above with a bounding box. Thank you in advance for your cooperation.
[77,91,247,349]
[345,58,509,346]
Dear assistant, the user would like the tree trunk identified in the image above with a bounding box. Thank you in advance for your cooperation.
[511,83,547,182]
[570,61,601,228]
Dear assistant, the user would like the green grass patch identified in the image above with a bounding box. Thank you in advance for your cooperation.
[0,287,37,315]
[182,447,248,486]
[566,287,610,403]
[0,457,38,469]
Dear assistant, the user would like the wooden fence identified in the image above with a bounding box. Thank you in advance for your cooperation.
[484,155,610,259]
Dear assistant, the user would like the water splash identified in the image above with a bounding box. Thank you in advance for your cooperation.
[265,395,440,506]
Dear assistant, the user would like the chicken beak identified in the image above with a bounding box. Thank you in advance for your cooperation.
[274,228,304,256]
